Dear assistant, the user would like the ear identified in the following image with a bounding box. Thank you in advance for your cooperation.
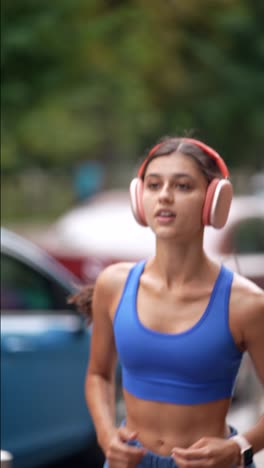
[129,178,148,226]
[202,179,233,228]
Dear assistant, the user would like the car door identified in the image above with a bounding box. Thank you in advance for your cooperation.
[1,251,95,468]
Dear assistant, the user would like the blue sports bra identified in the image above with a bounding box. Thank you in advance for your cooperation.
[113,260,243,405]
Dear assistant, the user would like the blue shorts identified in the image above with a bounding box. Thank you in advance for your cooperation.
[103,425,256,468]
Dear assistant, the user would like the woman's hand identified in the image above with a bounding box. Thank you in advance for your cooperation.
[171,436,241,467]
[106,426,147,468]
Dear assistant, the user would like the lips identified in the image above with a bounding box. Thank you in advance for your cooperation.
[155,209,176,218]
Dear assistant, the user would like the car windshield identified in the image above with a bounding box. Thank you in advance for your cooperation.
[1,253,73,313]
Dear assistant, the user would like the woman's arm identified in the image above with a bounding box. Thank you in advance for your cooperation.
[85,266,119,452]
[172,282,264,467]
[85,263,147,467]
[238,287,264,455]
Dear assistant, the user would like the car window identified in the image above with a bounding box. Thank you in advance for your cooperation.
[233,218,264,254]
[1,253,73,313]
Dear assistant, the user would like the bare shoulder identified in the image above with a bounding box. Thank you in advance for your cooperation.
[232,272,264,303]
[95,262,136,293]
[93,262,136,318]
[231,272,264,325]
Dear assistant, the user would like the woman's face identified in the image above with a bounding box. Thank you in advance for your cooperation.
[142,152,208,241]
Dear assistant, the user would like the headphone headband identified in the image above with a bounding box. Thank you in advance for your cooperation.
[137,138,229,179]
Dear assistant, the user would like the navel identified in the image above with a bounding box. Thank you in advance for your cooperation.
[156,438,165,447]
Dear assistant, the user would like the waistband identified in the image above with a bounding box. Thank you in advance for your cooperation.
[126,425,239,465]
[103,422,256,468]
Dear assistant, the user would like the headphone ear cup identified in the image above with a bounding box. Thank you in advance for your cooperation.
[129,178,148,226]
[203,179,233,228]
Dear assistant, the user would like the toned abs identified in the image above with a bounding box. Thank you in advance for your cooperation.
[124,391,231,456]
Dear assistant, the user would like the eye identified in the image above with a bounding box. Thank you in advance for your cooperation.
[175,182,191,191]
[147,182,160,190]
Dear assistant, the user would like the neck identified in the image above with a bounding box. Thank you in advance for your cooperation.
[151,235,211,288]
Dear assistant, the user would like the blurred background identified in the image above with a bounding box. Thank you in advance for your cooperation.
[1,1,264,467]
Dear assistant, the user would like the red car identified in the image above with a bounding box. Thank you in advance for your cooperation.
[37,191,264,289]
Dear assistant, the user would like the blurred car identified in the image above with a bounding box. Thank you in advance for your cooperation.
[0,228,106,468]
[204,195,264,289]
[33,190,155,282]
[36,191,264,289]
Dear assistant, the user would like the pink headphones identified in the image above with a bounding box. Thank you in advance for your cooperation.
[129,138,233,229]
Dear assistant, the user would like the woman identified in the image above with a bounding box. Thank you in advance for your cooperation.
[71,137,264,467]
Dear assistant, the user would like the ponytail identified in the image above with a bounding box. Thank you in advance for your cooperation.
[67,284,94,325]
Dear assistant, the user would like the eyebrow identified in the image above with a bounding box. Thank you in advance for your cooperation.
[145,172,195,181]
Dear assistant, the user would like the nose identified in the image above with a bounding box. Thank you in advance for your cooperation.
[158,183,173,203]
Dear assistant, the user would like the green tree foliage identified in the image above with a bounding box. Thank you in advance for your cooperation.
[1,0,264,170]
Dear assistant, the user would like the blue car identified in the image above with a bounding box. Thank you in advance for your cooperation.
[0,228,106,468]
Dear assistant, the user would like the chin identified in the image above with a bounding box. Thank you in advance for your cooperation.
[152,224,198,242]
[154,227,182,240]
